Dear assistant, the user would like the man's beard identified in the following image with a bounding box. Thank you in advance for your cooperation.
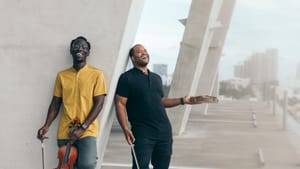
[135,60,148,67]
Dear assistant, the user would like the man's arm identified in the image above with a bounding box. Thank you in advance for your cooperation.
[37,96,62,140]
[162,95,218,108]
[115,94,135,145]
[71,94,106,140]
[82,95,106,127]
[161,97,183,108]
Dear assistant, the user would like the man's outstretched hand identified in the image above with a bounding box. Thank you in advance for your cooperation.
[185,95,218,104]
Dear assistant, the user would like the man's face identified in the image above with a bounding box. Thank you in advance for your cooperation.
[70,39,90,62]
[132,45,149,67]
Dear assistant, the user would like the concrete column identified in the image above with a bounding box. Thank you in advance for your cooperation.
[195,0,236,115]
[167,0,224,135]
[96,1,145,167]
[212,72,220,96]
[0,0,143,168]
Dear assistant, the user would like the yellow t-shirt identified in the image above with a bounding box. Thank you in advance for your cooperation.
[53,65,107,139]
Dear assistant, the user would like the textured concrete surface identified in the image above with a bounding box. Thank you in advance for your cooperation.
[0,1,144,168]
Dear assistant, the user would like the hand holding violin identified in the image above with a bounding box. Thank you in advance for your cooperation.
[68,127,85,142]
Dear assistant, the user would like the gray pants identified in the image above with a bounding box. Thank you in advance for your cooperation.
[57,136,97,169]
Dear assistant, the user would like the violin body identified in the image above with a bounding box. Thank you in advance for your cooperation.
[55,118,80,169]
[55,143,78,169]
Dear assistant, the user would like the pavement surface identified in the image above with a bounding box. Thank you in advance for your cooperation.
[101,100,300,169]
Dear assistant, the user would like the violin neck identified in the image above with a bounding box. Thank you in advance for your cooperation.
[63,142,71,163]
[62,118,79,163]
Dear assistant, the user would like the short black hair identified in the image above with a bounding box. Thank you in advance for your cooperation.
[70,36,91,50]
[128,44,141,58]
[129,46,135,58]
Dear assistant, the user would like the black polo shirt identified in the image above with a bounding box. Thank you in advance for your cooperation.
[116,67,172,140]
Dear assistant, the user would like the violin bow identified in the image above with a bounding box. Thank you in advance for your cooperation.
[41,139,45,169]
[130,143,140,169]
[40,137,48,169]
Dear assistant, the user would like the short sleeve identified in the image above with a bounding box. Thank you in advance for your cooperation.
[53,74,62,97]
[116,73,129,98]
[94,71,107,96]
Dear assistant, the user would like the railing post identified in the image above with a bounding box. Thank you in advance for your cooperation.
[283,90,287,130]
[272,86,276,115]
[258,148,265,166]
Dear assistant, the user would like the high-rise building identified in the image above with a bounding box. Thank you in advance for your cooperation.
[153,64,168,85]
[234,48,278,85]
[296,62,300,80]
[234,64,245,78]
[233,48,278,101]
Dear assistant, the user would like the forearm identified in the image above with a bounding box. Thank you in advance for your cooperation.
[162,97,184,108]
[44,111,58,128]
[115,95,130,131]
[43,96,61,127]
[82,95,105,126]
[83,107,102,127]
[116,107,129,131]
[163,96,218,108]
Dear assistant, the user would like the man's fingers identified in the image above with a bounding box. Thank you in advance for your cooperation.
[129,134,135,143]
[127,136,135,145]
[126,132,135,145]
[38,129,45,139]
[131,137,136,143]
[192,96,203,103]
[187,95,218,104]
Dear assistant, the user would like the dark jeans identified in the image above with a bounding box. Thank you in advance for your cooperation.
[57,136,97,169]
[132,137,173,169]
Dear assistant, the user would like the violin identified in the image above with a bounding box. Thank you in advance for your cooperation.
[55,119,80,169]
[55,142,77,169]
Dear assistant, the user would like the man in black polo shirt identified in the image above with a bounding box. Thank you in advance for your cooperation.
[115,44,218,169]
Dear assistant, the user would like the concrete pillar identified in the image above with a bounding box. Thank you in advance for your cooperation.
[167,0,224,135]
[0,0,144,168]
[97,1,145,167]
[195,0,236,115]
[212,72,220,96]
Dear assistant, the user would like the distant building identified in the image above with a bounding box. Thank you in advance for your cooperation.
[234,64,245,78]
[234,48,278,86]
[225,78,250,89]
[233,49,278,101]
[296,62,300,80]
[153,64,168,85]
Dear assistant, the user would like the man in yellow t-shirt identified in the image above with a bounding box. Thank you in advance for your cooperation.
[37,36,107,169]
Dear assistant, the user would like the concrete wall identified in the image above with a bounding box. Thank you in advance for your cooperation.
[0,0,143,168]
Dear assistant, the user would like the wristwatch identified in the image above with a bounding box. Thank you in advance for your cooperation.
[80,123,88,130]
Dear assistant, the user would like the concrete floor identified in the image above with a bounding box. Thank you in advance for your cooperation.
[102,100,300,169]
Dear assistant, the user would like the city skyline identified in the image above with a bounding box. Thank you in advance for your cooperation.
[135,0,300,84]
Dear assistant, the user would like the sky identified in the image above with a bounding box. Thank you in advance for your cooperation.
[134,0,300,84]
[134,0,191,74]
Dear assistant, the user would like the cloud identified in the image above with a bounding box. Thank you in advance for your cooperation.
[172,0,192,5]
[238,0,275,10]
